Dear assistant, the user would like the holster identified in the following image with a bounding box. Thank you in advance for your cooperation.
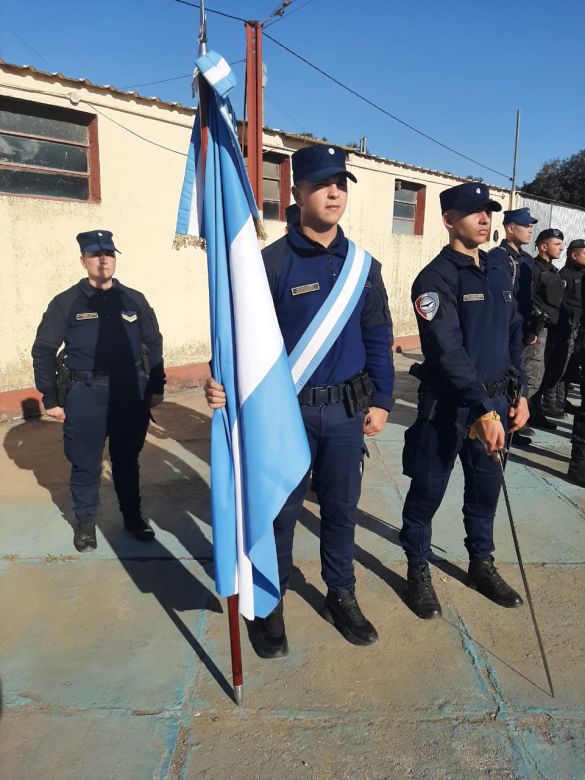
[55,348,71,407]
[504,366,522,408]
[343,372,373,417]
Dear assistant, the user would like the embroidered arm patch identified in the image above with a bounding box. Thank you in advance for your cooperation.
[414,292,440,321]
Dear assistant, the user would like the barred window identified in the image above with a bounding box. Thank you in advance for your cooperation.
[0,96,100,202]
[392,179,426,236]
[262,151,290,221]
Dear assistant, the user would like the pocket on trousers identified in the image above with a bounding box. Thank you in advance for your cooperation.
[402,419,431,478]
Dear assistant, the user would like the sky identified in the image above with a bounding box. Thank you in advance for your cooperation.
[1,0,584,188]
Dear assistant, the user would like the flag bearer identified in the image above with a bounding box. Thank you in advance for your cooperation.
[400,183,529,620]
[32,230,165,552]
[206,145,394,656]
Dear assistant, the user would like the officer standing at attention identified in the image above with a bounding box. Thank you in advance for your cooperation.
[32,230,165,552]
[488,207,538,444]
[205,145,394,656]
[523,228,564,429]
[400,183,529,620]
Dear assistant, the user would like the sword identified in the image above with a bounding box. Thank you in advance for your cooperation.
[495,448,555,697]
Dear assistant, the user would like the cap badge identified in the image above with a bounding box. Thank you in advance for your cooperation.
[328,148,335,155]
[554,229,559,236]
[98,232,103,236]
[476,188,481,194]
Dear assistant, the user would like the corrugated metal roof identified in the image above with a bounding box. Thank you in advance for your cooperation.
[0,60,511,192]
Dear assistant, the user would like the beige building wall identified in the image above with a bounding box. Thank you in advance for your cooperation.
[0,65,512,395]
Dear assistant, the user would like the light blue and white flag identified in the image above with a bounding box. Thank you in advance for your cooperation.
[175,51,311,619]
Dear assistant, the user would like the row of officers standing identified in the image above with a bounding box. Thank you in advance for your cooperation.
[31,144,585,659]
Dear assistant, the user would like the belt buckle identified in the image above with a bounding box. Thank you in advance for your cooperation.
[313,387,329,405]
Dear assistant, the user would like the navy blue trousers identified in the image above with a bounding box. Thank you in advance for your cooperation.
[400,395,508,566]
[274,402,365,593]
[63,375,149,523]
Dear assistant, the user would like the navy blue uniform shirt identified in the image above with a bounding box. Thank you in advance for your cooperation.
[488,240,534,324]
[32,278,165,408]
[412,245,526,415]
[263,224,394,411]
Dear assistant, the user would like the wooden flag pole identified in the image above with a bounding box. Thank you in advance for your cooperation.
[198,0,244,707]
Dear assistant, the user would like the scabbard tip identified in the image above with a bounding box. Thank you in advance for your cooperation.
[233,684,243,706]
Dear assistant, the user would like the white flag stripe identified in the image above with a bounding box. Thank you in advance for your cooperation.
[230,216,284,405]
[291,246,367,386]
[203,57,232,88]
[231,417,255,618]
[187,145,205,236]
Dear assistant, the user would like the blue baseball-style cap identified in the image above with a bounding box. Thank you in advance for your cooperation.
[503,207,538,226]
[292,145,357,184]
[440,182,502,214]
[76,230,121,254]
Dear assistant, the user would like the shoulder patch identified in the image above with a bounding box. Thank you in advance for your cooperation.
[414,292,440,321]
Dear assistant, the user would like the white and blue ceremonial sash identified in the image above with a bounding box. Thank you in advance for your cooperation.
[289,240,372,393]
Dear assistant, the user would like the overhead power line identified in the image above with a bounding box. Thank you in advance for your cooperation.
[263,32,511,180]
[174,0,246,23]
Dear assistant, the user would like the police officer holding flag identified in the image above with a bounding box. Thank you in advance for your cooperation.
[400,183,529,620]
[206,145,394,656]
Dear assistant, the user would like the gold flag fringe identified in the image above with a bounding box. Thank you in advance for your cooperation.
[254,217,267,241]
[172,233,206,252]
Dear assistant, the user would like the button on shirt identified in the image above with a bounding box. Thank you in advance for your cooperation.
[412,245,525,413]
[263,224,394,411]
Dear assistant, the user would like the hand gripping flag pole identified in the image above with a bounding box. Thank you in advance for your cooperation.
[175,2,311,706]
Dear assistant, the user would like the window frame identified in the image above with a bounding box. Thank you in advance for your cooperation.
[262,150,290,222]
[392,179,426,236]
[0,96,101,204]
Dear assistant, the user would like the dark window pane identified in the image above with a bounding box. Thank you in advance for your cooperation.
[394,188,417,203]
[0,168,89,200]
[0,133,88,172]
[392,218,415,235]
[0,108,87,143]
[263,178,280,201]
[262,160,280,178]
[393,202,416,219]
[263,201,280,220]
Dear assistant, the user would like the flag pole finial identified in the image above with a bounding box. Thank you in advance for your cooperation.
[199,0,208,56]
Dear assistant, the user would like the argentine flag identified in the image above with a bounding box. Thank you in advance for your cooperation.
[176,51,311,619]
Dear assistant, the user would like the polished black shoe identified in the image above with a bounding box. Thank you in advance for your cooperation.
[322,586,378,645]
[520,425,536,437]
[249,600,289,659]
[530,414,557,430]
[512,432,532,447]
[467,556,523,608]
[73,522,97,553]
[406,564,442,620]
[542,405,567,419]
[568,463,585,487]
[123,515,155,541]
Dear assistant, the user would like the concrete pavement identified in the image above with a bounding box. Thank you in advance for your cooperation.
[1,352,584,779]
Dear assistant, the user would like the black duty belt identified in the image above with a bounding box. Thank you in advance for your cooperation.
[69,370,110,382]
[298,381,346,406]
[484,378,508,397]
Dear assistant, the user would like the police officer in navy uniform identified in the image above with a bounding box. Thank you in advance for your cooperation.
[206,145,394,656]
[400,183,529,620]
[524,228,565,428]
[488,207,538,444]
[32,230,165,552]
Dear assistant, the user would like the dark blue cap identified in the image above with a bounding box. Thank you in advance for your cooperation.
[292,145,357,184]
[285,203,300,224]
[536,228,564,244]
[503,207,538,226]
[76,230,121,254]
[440,182,502,214]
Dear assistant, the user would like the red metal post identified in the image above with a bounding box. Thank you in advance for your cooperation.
[245,21,264,213]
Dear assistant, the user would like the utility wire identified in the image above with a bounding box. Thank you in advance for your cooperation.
[174,0,246,23]
[263,31,511,180]
[120,60,245,91]
[264,0,317,28]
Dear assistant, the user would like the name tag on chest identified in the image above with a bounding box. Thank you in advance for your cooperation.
[291,282,320,297]
[462,293,484,302]
[76,312,99,320]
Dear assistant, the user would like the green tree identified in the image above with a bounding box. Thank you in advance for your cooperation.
[523,150,585,207]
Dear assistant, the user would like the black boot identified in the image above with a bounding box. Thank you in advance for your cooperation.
[322,586,378,645]
[123,515,155,541]
[467,556,523,607]
[73,522,97,553]
[512,432,532,447]
[249,600,288,659]
[529,402,557,430]
[406,564,442,620]
[568,411,585,486]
